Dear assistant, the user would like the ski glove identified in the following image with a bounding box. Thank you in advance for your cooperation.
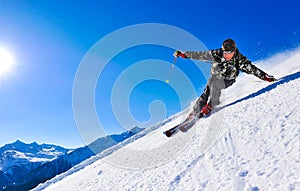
[173,50,188,58]
[263,74,277,82]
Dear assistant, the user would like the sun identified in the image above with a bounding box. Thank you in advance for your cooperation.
[0,47,14,76]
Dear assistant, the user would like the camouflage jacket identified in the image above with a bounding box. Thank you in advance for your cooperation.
[185,48,267,80]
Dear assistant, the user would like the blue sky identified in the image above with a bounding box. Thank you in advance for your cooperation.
[0,0,299,148]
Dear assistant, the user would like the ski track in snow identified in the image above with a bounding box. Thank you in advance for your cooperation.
[33,48,300,191]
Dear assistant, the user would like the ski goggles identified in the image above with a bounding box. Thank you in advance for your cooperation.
[223,50,234,54]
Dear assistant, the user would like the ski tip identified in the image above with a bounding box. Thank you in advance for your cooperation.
[163,131,172,137]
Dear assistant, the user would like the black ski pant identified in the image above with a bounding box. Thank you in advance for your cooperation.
[192,76,235,114]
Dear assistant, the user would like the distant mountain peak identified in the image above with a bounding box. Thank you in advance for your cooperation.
[129,125,145,134]
[12,140,26,146]
[14,140,23,144]
[29,141,38,146]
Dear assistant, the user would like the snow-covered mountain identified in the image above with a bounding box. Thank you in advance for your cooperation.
[1,127,144,191]
[0,140,70,190]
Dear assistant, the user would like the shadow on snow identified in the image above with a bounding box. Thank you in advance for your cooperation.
[225,71,300,108]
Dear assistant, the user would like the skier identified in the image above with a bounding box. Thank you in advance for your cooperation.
[174,38,277,118]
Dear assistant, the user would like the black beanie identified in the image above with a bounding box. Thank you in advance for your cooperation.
[222,38,236,52]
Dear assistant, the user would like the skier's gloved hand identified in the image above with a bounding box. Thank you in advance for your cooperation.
[263,74,277,82]
[173,50,188,58]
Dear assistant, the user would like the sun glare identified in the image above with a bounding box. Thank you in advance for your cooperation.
[0,47,14,77]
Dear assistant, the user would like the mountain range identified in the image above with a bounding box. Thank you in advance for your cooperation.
[0,126,144,191]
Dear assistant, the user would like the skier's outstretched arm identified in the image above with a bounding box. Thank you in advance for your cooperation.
[238,55,277,82]
[173,50,215,62]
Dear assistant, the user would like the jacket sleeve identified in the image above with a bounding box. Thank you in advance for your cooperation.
[185,50,215,62]
[237,53,267,80]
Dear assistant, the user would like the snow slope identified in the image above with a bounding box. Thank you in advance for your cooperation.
[33,48,300,191]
